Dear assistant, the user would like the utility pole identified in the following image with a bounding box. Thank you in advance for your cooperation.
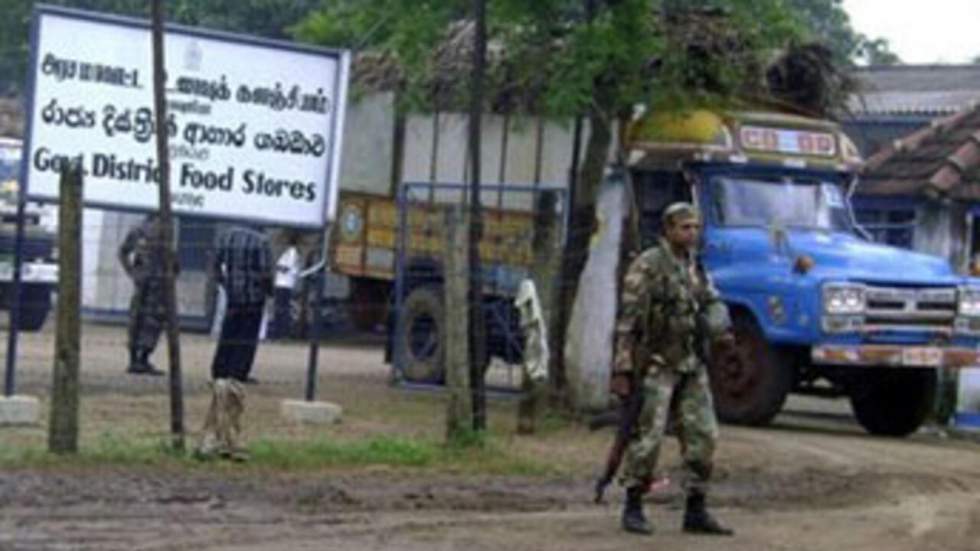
[150,0,185,451]
[468,0,488,431]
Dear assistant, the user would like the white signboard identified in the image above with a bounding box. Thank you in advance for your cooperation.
[24,6,350,228]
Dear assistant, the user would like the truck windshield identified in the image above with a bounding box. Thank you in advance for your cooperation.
[713,175,853,233]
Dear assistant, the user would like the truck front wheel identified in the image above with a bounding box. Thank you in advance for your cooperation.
[395,285,445,383]
[849,367,936,437]
[708,313,794,426]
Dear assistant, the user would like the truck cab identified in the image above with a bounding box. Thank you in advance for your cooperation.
[0,137,58,331]
[626,109,980,436]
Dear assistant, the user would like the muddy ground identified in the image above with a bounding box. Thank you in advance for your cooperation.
[2,324,980,550]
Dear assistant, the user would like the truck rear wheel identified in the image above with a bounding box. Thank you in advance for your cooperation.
[19,283,51,332]
[708,313,793,426]
[395,285,445,383]
[849,367,935,437]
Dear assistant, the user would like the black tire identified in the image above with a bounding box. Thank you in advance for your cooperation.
[395,285,445,383]
[708,313,794,425]
[19,284,51,332]
[849,367,936,437]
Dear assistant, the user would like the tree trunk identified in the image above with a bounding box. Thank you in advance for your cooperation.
[554,83,617,407]
[468,0,488,432]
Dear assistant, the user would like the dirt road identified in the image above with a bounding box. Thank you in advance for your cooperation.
[2,324,980,550]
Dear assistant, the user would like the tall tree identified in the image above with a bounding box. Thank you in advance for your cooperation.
[294,0,813,406]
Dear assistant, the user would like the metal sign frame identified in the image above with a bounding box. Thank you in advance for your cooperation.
[22,4,350,229]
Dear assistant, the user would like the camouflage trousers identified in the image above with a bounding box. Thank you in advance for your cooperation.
[620,367,719,493]
[196,379,247,460]
[128,280,165,356]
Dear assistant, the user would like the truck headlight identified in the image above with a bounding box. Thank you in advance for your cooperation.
[823,283,865,314]
[958,287,980,316]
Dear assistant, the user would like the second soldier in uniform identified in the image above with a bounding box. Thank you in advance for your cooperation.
[611,202,735,536]
[119,214,172,376]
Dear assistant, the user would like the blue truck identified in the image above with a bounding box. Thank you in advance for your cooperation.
[625,109,980,436]
[0,137,58,331]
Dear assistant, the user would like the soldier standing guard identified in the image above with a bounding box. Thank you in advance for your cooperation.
[118,214,172,376]
[611,202,735,536]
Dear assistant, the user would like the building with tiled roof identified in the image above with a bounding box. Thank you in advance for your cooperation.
[861,104,980,200]
[848,66,980,274]
[844,65,980,163]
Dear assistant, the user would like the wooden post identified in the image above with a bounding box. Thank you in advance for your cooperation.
[151,0,185,451]
[444,205,472,441]
[517,190,562,434]
[468,0,488,432]
[389,92,406,197]
[48,166,82,454]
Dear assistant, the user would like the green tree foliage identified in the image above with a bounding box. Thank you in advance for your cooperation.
[294,0,808,209]
[857,37,900,66]
[0,1,34,96]
[295,0,808,116]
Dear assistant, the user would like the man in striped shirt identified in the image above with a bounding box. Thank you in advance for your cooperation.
[197,225,272,461]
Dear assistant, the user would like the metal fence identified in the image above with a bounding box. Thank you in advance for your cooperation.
[390,181,567,390]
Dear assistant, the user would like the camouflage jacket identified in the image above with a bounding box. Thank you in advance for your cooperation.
[119,220,172,283]
[613,238,730,376]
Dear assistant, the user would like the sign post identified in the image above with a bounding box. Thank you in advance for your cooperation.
[17,5,350,426]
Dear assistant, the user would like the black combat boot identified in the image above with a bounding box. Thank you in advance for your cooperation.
[126,348,142,373]
[621,486,653,535]
[683,491,733,536]
[128,349,163,376]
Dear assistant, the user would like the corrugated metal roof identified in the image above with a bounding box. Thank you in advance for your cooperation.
[853,64,980,92]
[850,64,980,117]
[848,91,977,117]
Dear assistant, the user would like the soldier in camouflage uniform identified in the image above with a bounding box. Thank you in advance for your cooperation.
[611,202,734,536]
[118,215,169,376]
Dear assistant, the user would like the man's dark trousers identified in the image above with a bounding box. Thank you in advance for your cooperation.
[211,302,264,382]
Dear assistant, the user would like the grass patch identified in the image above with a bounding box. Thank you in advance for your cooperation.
[0,433,557,476]
[249,436,438,469]
[0,432,182,468]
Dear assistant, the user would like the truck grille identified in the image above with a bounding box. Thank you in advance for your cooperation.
[863,285,956,333]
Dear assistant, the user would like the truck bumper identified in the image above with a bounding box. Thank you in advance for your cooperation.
[812,344,980,368]
[0,261,58,285]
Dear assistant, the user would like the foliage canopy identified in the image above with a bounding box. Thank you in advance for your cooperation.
[293,0,886,118]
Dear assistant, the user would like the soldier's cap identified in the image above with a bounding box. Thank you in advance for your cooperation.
[662,202,700,225]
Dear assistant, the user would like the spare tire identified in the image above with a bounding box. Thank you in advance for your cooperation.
[395,285,445,383]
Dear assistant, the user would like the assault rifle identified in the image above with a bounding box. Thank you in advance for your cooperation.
[593,373,644,504]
